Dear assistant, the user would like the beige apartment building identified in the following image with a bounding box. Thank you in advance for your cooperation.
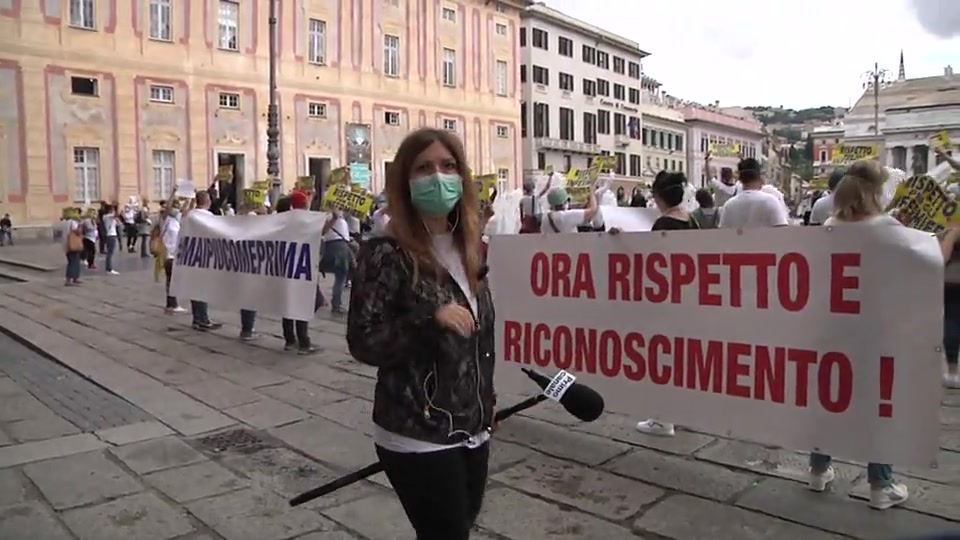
[0,0,523,224]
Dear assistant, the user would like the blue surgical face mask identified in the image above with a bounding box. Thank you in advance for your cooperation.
[410,173,463,216]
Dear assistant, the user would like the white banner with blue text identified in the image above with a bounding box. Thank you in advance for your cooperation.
[170,210,328,320]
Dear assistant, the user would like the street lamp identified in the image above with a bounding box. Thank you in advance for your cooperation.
[266,0,281,206]
[861,62,891,139]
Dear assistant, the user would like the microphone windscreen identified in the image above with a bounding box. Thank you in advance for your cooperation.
[558,383,605,422]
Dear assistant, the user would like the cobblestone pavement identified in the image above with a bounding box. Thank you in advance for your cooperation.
[0,248,958,539]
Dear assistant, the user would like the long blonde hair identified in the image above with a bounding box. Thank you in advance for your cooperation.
[833,159,887,221]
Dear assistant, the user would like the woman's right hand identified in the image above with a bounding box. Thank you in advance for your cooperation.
[435,303,475,337]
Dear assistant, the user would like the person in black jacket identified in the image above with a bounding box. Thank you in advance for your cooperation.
[347,127,495,540]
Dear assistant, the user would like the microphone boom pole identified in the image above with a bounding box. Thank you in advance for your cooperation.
[288,394,548,507]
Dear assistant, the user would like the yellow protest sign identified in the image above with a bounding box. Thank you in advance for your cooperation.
[831,145,878,164]
[887,175,958,233]
[242,188,265,207]
[708,143,741,158]
[322,184,374,215]
[61,207,81,220]
[296,176,315,192]
[475,174,498,203]
[933,131,952,151]
[330,167,350,186]
[252,180,270,191]
[564,155,616,206]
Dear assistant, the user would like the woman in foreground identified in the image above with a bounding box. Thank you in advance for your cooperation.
[808,159,908,510]
[346,128,496,539]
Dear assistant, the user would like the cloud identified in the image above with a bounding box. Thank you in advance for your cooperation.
[910,0,960,38]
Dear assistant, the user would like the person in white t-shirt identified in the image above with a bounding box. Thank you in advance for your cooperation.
[805,159,909,511]
[808,168,846,225]
[321,208,352,314]
[542,183,599,234]
[718,158,789,228]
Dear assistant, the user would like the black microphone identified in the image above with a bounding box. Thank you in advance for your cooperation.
[521,367,605,422]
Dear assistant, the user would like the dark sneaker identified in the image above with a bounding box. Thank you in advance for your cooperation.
[284,343,298,352]
[240,332,260,342]
[192,322,209,331]
[297,345,322,355]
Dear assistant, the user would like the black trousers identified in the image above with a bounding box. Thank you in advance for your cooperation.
[377,442,490,540]
[281,318,311,348]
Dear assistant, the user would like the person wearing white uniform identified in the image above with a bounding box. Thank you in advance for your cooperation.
[541,183,600,234]
[718,158,789,228]
[806,159,909,510]
[809,168,846,225]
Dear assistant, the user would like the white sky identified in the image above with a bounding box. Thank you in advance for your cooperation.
[542,0,960,109]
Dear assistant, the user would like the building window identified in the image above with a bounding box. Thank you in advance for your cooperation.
[519,65,526,83]
[520,101,526,137]
[442,118,457,131]
[582,45,595,64]
[489,60,506,97]
[559,72,574,92]
[676,135,684,151]
[384,111,401,125]
[583,112,597,144]
[629,154,641,177]
[533,102,549,138]
[559,107,574,141]
[597,110,609,135]
[71,77,98,97]
[596,51,609,70]
[532,65,548,85]
[519,27,526,47]
[308,102,327,118]
[70,0,96,29]
[613,56,625,74]
[218,0,239,51]
[558,36,573,57]
[383,35,400,77]
[614,113,626,136]
[582,79,596,97]
[152,150,175,199]
[383,0,399,5]
[614,152,626,175]
[613,83,625,100]
[308,19,327,65]
[149,85,174,103]
[441,7,456,22]
[537,152,545,170]
[596,79,609,97]
[495,23,507,36]
[495,3,505,12]
[628,61,641,79]
[149,0,172,41]
[496,125,508,138]
[73,147,100,203]
[497,168,508,181]
[532,28,548,49]
[628,88,640,104]
[442,48,457,87]
[819,149,827,162]
[218,92,240,109]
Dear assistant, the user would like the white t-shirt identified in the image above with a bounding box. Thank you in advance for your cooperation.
[371,208,390,237]
[323,216,350,241]
[373,232,488,454]
[161,216,181,259]
[823,214,901,227]
[719,190,789,228]
[809,193,834,225]
[542,210,587,234]
[346,214,361,235]
[102,214,119,237]
[81,217,98,241]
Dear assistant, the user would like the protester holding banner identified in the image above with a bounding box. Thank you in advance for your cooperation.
[347,128,496,540]
[159,188,188,314]
[809,168,846,226]
[319,205,352,316]
[805,159,910,509]
[269,195,322,355]
[542,182,600,234]
[185,191,223,331]
[719,158,789,228]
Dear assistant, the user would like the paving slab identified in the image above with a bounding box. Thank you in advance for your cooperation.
[0,502,75,540]
[478,487,639,539]
[634,494,845,540]
[257,379,351,413]
[571,411,717,455]
[95,421,175,446]
[0,468,35,507]
[145,460,249,503]
[320,491,414,540]
[738,477,957,539]
[218,366,291,389]
[0,433,107,468]
[23,451,143,510]
[269,418,378,471]
[312,398,374,435]
[186,487,339,540]
[488,439,534,473]
[495,416,632,466]
[60,491,195,540]
[604,447,761,501]
[4,413,80,442]
[224,398,310,429]
[110,436,207,475]
[492,453,662,520]
[291,364,376,398]
[178,378,264,410]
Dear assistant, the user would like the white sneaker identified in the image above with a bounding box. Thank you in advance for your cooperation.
[107,270,119,275]
[635,419,675,437]
[808,466,836,492]
[165,307,187,314]
[869,482,908,510]
[943,373,960,389]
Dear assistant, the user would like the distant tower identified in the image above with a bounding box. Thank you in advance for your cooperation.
[898,50,906,81]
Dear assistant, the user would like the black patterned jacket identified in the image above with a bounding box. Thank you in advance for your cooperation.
[347,237,496,444]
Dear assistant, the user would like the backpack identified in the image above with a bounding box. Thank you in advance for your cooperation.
[691,208,720,229]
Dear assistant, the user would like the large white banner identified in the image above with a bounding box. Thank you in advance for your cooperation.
[488,226,943,466]
[170,210,328,320]
[600,206,661,232]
